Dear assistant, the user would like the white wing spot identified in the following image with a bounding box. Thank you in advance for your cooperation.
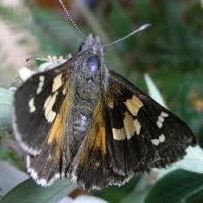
[156,120,163,128]
[123,113,135,140]
[158,116,164,122]
[62,88,66,95]
[36,76,45,94]
[44,92,58,122]
[28,98,36,113]
[133,119,141,135]
[124,95,143,116]
[52,73,63,92]
[159,134,165,143]
[161,112,169,118]
[151,139,160,146]
[112,128,126,140]
[156,111,169,129]
[151,134,166,146]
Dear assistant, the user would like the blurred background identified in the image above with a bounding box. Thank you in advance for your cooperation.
[0,0,203,202]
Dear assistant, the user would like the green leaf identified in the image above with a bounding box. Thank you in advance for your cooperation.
[1,178,77,203]
[0,88,13,134]
[144,74,167,108]
[94,177,139,203]
[145,169,203,203]
[119,176,152,203]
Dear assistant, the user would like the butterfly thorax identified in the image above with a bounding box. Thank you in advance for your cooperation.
[72,34,105,100]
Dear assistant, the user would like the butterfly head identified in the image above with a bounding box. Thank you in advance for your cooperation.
[79,34,104,58]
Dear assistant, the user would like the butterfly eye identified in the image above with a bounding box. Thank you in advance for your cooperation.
[79,42,85,51]
[87,56,100,72]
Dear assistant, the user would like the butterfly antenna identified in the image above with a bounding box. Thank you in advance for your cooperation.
[104,24,151,47]
[57,0,85,38]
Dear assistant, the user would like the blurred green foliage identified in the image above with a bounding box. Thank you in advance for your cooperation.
[0,0,203,202]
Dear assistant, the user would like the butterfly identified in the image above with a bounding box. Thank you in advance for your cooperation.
[13,0,198,188]
[12,32,197,190]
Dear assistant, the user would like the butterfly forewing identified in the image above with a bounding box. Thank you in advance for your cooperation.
[105,70,196,173]
[13,61,73,155]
